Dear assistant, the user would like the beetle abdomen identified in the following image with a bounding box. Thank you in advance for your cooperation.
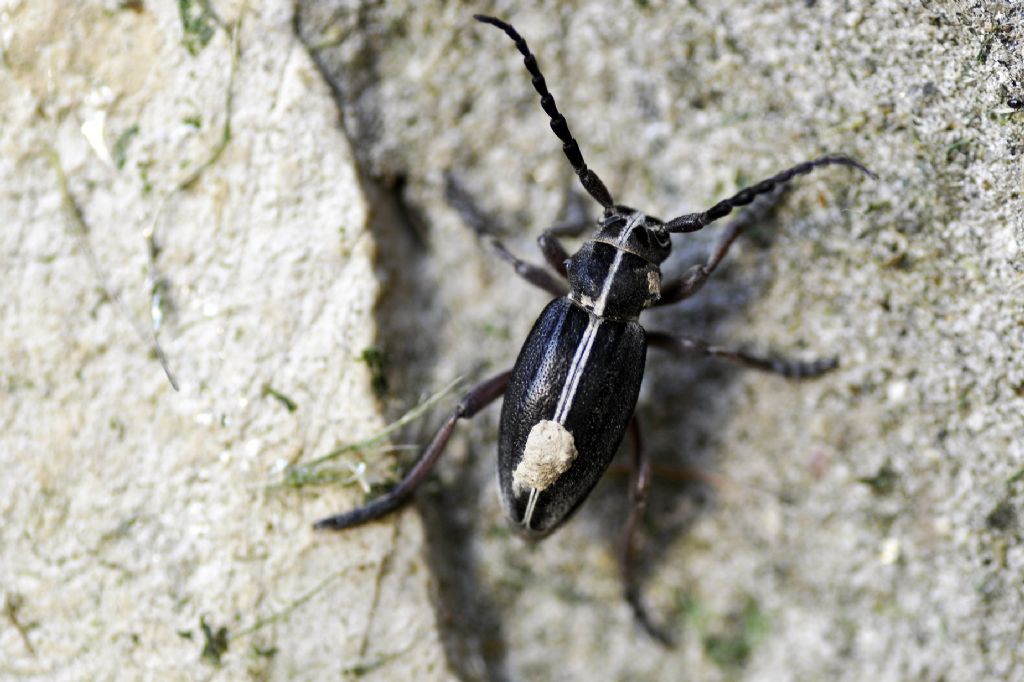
[498,297,646,535]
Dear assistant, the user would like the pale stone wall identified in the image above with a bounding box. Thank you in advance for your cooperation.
[2,2,450,680]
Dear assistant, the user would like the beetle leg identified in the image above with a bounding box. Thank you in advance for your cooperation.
[656,188,787,306]
[647,331,838,379]
[487,237,570,297]
[445,173,569,297]
[538,192,591,278]
[621,416,674,645]
[314,370,512,531]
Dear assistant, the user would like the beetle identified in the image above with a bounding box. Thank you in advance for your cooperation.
[315,14,874,642]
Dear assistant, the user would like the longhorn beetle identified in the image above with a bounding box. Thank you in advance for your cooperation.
[315,14,875,643]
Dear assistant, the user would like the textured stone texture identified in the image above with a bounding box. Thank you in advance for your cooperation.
[4,1,1023,681]
[1,1,449,680]
[296,2,1023,681]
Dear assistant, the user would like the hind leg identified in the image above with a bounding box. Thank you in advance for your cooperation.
[621,416,674,645]
[314,370,511,530]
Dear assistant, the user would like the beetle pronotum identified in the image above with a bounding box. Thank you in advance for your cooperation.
[315,14,874,643]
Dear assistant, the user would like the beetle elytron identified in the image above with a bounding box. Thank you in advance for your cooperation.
[315,14,874,642]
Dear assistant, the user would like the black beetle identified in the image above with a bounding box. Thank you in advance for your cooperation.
[315,14,874,643]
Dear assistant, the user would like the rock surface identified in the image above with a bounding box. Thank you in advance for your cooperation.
[297,2,1024,680]
[2,1,448,680]
[3,1,1023,681]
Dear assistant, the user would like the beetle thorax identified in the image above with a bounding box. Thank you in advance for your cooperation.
[566,210,670,321]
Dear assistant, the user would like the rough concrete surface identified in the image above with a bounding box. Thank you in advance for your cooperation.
[3,1,1023,681]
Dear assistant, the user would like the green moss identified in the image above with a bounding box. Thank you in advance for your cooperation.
[112,124,139,170]
[359,347,388,398]
[199,616,229,665]
[703,597,769,670]
[281,378,459,490]
[341,644,414,677]
[986,499,1017,532]
[261,384,298,413]
[944,136,974,162]
[858,461,899,496]
[250,643,277,658]
[179,0,219,56]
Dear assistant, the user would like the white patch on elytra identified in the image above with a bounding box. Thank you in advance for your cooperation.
[647,269,660,298]
[513,420,579,495]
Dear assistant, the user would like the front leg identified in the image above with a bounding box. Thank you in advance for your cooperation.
[647,331,838,379]
[537,191,591,278]
[445,173,568,297]
[657,188,787,307]
[314,370,511,530]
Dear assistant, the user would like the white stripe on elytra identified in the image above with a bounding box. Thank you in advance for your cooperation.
[553,315,600,423]
[523,488,540,529]
[522,212,644,530]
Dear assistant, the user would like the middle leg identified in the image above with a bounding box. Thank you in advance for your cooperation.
[648,331,838,379]
[536,191,591,278]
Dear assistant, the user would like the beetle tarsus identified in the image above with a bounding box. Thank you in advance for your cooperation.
[626,585,676,646]
[313,495,405,531]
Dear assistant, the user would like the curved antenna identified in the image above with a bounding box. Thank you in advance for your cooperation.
[474,14,615,210]
[663,155,876,234]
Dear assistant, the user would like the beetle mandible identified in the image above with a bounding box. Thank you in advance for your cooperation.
[315,14,875,642]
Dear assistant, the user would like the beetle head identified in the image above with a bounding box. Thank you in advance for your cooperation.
[595,207,672,264]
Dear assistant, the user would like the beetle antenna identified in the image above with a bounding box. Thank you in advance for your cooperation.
[663,154,876,234]
[474,14,615,210]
